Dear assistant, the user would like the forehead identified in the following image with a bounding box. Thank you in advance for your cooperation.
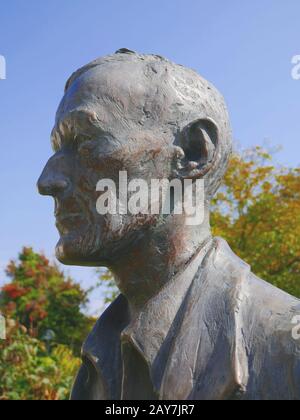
[52,60,179,148]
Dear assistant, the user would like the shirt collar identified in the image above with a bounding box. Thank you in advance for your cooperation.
[120,238,214,367]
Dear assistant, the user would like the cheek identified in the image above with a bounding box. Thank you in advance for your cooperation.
[100,213,159,245]
[74,172,100,219]
[126,148,172,181]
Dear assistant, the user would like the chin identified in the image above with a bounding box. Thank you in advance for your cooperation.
[55,221,147,267]
[55,233,102,267]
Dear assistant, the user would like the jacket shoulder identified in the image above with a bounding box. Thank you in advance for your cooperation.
[213,236,300,314]
[213,238,300,399]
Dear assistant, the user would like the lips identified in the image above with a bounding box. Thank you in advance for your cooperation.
[55,213,84,234]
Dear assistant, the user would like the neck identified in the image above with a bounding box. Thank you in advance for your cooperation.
[110,211,212,316]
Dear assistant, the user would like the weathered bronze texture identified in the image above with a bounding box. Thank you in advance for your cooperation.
[38,50,300,400]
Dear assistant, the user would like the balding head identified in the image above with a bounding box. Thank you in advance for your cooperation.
[52,50,232,198]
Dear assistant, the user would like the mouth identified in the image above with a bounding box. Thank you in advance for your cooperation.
[55,213,85,235]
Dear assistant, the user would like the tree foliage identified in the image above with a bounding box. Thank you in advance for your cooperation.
[0,249,95,400]
[0,247,94,355]
[0,320,80,400]
[211,147,300,297]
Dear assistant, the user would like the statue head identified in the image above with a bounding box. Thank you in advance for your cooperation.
[38,50,232,269]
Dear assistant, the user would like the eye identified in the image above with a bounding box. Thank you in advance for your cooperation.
[77,140,107,170]
[78,141,96,160]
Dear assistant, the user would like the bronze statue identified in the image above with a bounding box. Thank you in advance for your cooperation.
[38,50,300,400]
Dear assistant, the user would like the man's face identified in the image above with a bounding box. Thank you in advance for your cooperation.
[38,63,175,266]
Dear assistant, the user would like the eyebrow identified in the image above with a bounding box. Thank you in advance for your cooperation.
[51,110,105,151]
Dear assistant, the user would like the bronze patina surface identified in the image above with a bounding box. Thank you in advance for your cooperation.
[38,50,300,400]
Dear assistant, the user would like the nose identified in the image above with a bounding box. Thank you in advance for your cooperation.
[37,156,70,196]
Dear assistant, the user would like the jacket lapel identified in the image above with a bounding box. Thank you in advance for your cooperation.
[160,238,250,400]
[81,294,131,400]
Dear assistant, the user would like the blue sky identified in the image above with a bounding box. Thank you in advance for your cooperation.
[0,0,299,313]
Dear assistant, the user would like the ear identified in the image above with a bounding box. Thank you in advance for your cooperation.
[175,118,220,179]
